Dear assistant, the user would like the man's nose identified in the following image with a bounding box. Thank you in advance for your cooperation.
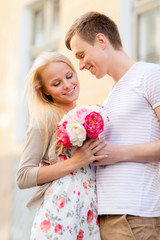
[79,61,85,71]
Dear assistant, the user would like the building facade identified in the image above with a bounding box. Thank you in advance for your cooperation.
[0,0,160,239]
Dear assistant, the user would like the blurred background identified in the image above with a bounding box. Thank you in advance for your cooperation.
[0,0,160,239]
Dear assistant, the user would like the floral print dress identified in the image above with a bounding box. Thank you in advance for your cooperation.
[30,149,101,240]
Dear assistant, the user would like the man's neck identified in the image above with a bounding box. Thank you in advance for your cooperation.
[108,49,136,83]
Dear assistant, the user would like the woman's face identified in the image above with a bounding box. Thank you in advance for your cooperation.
[40,61,80,109]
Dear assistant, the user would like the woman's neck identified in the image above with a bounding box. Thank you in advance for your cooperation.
[57,102,77,113]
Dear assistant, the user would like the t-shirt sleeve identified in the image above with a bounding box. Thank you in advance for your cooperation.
[143,65,160,109]
[16,127,44,189]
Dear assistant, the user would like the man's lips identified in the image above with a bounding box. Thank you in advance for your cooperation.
[87,65,92,71]
[88,65,95,75]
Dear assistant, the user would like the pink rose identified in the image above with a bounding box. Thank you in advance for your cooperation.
[84,112,104,139]
[76,108,91,124]
[55,224,62,235]
[87,210,94,223]
[41,200,44,208]
[56,121,71,147]
[96,216,99,226]
[96,104,104,108]
[56,196,65,208]
[40,220,51,232]
[76,229,84,240]
[59,154,67,161]
[83,182,88,189]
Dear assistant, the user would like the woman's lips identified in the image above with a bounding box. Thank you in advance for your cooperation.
[63,86,76,95]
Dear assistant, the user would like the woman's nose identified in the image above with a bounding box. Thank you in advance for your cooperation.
[63,80,70,89]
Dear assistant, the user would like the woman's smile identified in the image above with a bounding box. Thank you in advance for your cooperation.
[63,86,76,95]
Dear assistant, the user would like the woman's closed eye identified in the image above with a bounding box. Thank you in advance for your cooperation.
[66,73,73,79]
[53,81,61,87]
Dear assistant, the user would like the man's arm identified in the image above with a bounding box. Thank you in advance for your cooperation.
[94,106,160,166]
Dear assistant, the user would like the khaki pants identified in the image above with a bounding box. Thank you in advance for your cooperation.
[99,214,160,240]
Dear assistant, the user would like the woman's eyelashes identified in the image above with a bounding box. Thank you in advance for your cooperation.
[66,73,73,79]
[53,74,73,87]
[53,81,61,87]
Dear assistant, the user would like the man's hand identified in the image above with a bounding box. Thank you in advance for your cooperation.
[93,140,122,166]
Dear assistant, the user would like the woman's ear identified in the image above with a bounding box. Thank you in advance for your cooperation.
[95,33,107,50]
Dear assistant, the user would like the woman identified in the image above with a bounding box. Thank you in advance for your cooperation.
[16,52,107,239]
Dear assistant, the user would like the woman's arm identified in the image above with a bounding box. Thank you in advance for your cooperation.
[37,138,107,185]
[16,127,45,189]
[16,127,107,188]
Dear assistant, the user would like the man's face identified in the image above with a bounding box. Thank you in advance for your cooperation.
[70,34,107,79]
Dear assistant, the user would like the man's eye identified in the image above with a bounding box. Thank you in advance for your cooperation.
[79,54,84,59]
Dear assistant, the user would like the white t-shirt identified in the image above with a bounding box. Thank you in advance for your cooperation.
[96,62,160,217]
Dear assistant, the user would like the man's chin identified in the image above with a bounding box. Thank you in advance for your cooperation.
[90,69,104,79]
[95,73,104,79]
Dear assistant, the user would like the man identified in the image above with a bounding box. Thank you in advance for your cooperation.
[65,12,160,240]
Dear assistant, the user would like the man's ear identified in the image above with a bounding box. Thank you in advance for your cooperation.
[95,33,107,49]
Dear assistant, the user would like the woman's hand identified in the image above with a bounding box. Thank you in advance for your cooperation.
[37,138,107,185]
[71,138,108,169]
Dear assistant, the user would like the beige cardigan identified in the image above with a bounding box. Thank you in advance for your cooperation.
[16,127,58,210]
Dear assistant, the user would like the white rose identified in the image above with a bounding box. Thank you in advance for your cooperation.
[66,120,86,147]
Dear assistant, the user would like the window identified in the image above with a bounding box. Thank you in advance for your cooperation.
[33,5,45,46]
[31,0,60,60]
[133,0,160,63]
[16,0,60,141]
[52,0,60,41]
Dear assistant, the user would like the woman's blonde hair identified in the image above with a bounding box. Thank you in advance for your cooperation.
[25,51,76,155]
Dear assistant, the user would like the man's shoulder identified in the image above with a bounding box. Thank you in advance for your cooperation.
[143,63,160,82]
[138,61,160,73]
[133,62,160,82]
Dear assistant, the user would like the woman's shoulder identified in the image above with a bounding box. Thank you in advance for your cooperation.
[26,122,55,138]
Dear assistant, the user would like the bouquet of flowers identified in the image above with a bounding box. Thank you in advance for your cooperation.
[56,105,106,148]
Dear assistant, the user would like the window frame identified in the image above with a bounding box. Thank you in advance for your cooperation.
[30,0,60,60]
[133,0,160,62]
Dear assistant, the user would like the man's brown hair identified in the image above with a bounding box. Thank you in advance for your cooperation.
[65,11,122,50]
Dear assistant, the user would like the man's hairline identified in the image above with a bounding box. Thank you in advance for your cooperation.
[69,32,98,51]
